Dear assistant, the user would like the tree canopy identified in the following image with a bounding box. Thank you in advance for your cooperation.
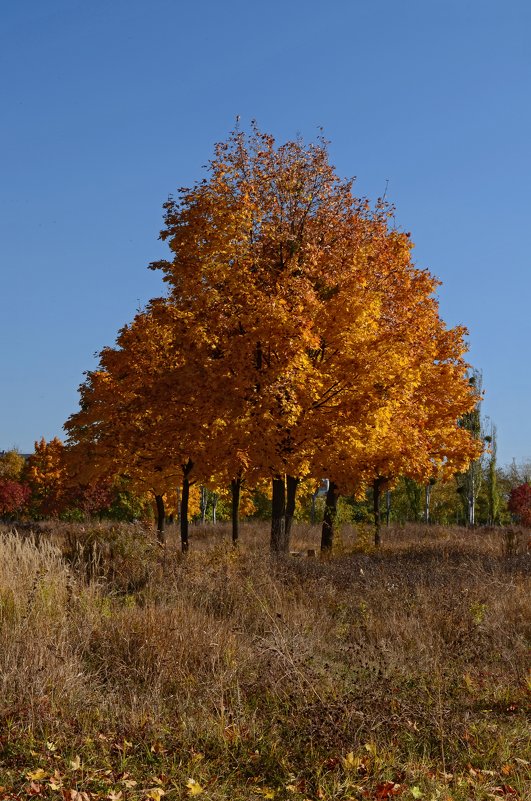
[65,125,481,550]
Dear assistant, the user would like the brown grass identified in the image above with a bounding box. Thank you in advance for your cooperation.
[0,520,529,799]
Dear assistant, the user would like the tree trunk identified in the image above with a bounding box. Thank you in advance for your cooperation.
[231,477,242,546]
[321,480,338,553]
[155,494,165,545]
[385,490,391,526]
[285,475,299,545]
[180,478,190,553]
[270,476,288,554]
[468,473,475,526]
[180,459,194,553]
[373,477,384,547]
[212,492,218,524]
[200,485,208,524]
[424,483,432,524]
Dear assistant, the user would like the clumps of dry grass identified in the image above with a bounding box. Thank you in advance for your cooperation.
[0,521,529,799]
[0,531,101,730]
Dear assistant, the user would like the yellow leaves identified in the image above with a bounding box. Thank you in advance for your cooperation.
[146,788,166,800]
[0,449,25,480]
[364,741,378,757]
[253,787,275,798]
[343,751,362,771]
[69,754,82,770]
[25,436,67,516]
[185,777,204,796]
[26,768,47,781]
[48,775,63,791]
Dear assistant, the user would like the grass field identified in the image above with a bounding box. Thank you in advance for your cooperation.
[0,521,529,800]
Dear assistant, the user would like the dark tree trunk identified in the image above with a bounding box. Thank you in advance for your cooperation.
[200,485,208,524]
[285,475,299,544]
[321,481,338,553]
[231,477,242,546]
[180,459,194,553]
[180,478,190,553]
[270,476,288,554]
[386,490,391,527]
[373,477,385,547]
[155,494,165,545]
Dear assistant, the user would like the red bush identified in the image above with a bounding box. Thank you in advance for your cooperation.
[508,482,531,526]
[0,479,31,516]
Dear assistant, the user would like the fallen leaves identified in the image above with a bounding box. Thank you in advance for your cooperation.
[366,781,403,799]
[146,788,166,800]
[493,786,519,797]
[185,778,203,796]
[69,755,82,771]
[25,769,47,781]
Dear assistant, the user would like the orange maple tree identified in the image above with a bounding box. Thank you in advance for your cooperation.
[25,437,67,517]
[65,300,194,544]
[64,125,481,553]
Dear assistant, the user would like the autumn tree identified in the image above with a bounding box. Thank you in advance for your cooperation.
[62,477,116,519]
[24,437,66,517]
[0,450,31,518]
[308,230,481,547]
[0,449,26,481]
[508,482,531,527]
[65,124,481,554]
[0,479,31,517]
[65,293,236,548]
[64,299,199,544]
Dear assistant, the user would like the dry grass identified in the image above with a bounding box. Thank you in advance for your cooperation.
[0,521,529,799]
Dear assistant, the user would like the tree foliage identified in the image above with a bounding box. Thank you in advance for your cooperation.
[65,125,482,548]
[24,437,67,517]
[0,449,26,481]
[0,479,31,517]
[508,482,531,527]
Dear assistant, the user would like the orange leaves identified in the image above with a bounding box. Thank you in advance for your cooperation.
[370,781,404,798]
[64,124,480,527]
[25,437,67,516]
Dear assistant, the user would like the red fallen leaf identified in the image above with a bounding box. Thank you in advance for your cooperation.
[493,786,519,797]
[323,756,340,770]
[374,781,403,798]
[27,782,43,796]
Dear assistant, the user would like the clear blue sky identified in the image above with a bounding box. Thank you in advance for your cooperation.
[1,0,530,467]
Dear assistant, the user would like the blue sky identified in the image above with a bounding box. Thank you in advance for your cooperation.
[1,0,530,467]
